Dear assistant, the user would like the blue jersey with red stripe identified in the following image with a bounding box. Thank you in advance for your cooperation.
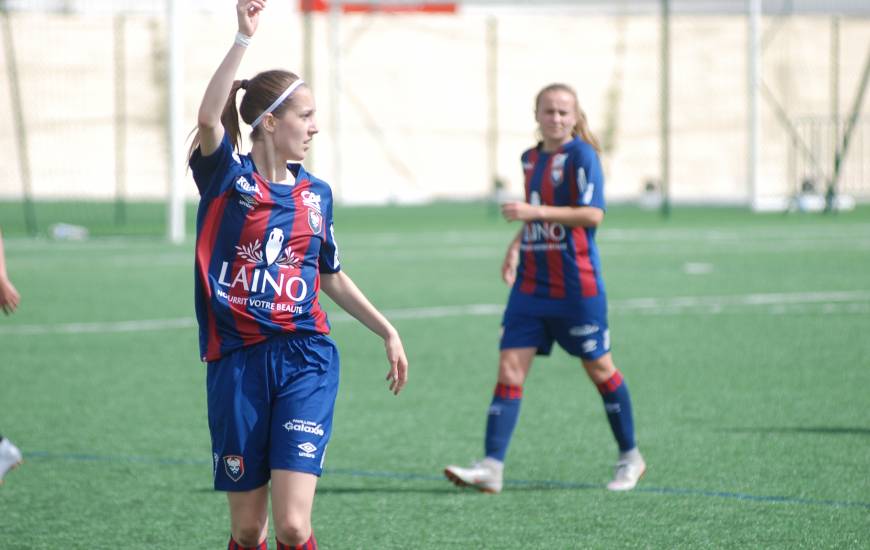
[190,134,340,362]
[510,137,606,314]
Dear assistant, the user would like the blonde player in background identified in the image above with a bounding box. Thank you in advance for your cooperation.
[444,84,645,494]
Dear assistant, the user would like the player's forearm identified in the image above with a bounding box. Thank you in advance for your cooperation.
[197,43,247,131]
[534,205,604,228]
[321,272,398,340]
[0,229,8,279]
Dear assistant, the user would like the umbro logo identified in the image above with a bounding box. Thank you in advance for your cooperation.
[298,442,318,458]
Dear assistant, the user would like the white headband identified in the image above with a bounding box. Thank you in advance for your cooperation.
[250,79,306,129]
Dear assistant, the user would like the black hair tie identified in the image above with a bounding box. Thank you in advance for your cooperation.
[240,79,249,90]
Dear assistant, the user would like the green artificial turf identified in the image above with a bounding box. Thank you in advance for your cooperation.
[1,202,868,548]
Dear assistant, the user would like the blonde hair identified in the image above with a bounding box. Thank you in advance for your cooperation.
[535,83,601,153]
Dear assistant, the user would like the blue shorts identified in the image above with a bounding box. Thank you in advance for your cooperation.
[500,295,610,360]
[206,332,340,492]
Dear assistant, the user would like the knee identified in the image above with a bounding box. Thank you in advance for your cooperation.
[274,512,311,546]
[583,354,616,385]
[497,357,525,386]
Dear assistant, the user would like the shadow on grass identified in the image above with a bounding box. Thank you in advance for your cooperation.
[317,482,602,495]
[722,426,870,436]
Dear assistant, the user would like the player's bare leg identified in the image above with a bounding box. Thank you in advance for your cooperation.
[496,346,536,387]
[226,483,269,547]
[445,347,535,493]
[582,353,646,491]
[271,470,318,548]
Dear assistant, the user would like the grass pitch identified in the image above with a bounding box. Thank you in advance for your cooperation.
[1,202,868,548]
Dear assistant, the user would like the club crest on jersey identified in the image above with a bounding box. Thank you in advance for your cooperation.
[551,153,568,186]
[223,455,245,482]
[235,175,261,197]
[308,209,322,234]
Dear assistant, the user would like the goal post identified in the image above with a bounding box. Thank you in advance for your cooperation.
[167,0,185,244]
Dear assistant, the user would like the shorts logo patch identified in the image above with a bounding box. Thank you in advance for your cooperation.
[582,339,598,354]
[570,324,600,337]
[298,442,318,458]
[284,418,325,436]
[223,455,245,482]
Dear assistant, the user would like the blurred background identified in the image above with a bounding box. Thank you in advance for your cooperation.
[0,0,869,239]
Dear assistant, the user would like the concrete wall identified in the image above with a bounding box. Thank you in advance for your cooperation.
[1,7,868,205]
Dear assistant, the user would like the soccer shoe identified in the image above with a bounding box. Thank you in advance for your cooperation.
[444,458,504,494]
[606,449,646,491]
[0,438,23,484]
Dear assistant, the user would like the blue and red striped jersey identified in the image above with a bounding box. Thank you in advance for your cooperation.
[190,134,341,361]
[513,136,606,306]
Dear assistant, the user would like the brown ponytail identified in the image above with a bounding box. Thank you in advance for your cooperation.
[220,80,247,152]
[186,80,246,163]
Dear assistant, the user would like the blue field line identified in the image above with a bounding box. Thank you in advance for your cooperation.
[24,450,870,510]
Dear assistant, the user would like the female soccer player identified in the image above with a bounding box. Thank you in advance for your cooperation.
[189,2,408,548]
[0,226,24,484]
[444,83,645,493]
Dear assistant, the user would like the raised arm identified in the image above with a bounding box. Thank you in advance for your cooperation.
[196,0,265,156]
[320,271,409,395]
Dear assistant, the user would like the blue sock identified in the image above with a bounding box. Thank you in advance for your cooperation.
[596,370,636,452]
[484,383,523,461]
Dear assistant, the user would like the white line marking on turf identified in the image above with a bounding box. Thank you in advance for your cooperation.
[0,317,197,336]
[1,290,868,336]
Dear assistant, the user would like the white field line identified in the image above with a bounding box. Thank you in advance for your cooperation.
[1,290,868,336]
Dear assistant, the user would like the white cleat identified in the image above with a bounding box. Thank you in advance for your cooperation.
[444,458,504,494]
[0,438,23,484]
[607,449,646,491]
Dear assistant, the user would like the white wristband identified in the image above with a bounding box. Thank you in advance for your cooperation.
[234,32,252,48]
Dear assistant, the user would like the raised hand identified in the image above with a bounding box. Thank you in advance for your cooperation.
[236,0,266,37]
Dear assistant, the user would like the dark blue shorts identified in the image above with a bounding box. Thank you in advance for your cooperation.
[206,332,340,491]
[500,295,610,360]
